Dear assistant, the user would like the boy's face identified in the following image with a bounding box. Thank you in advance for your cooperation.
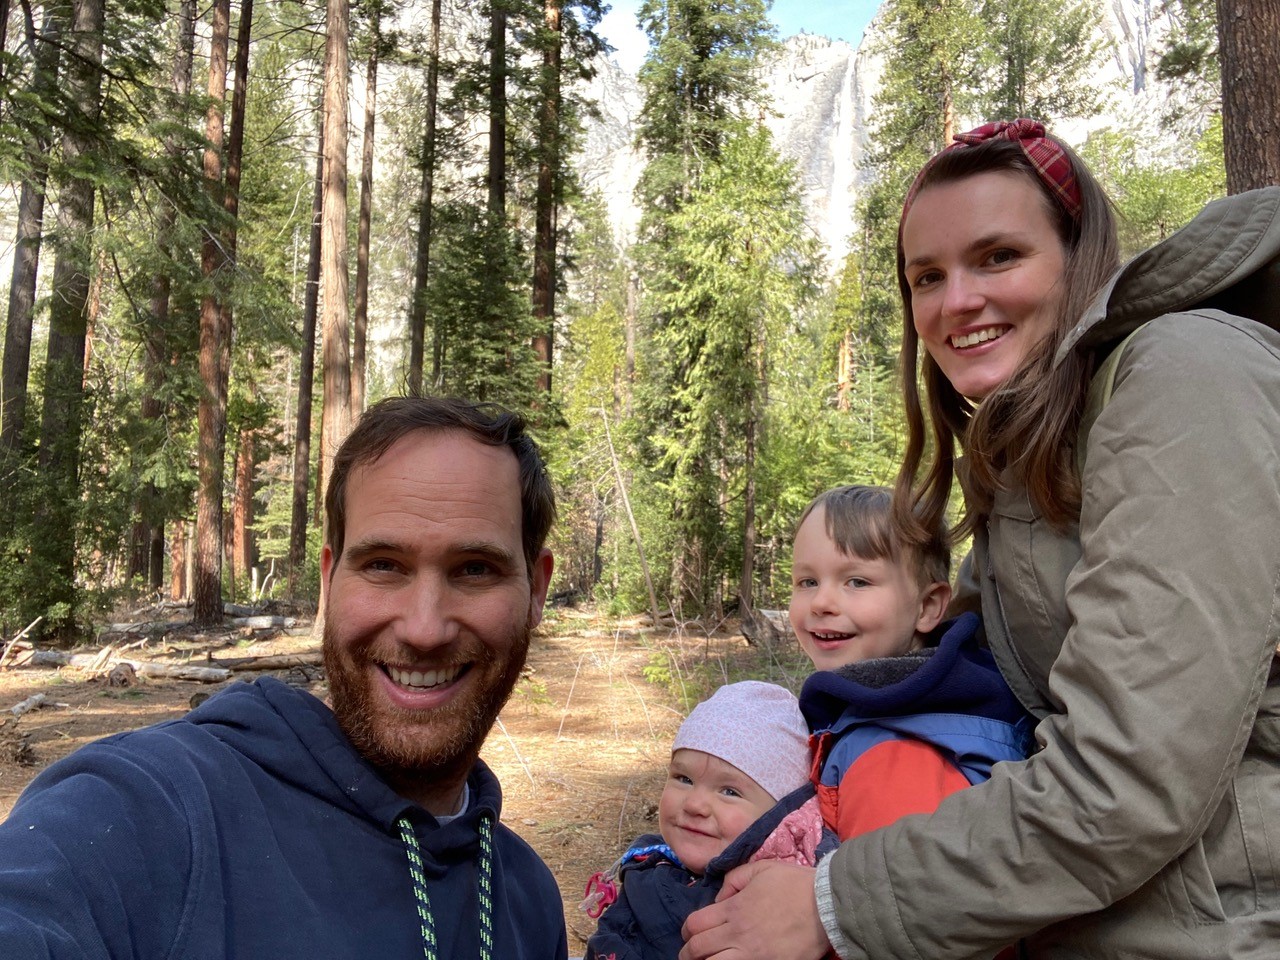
[789,507,947,671]
[659,749,776,876]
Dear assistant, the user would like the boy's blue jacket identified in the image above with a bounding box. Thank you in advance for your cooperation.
[801,613,1034,839]
[0,678,568,959]
[586,784,838,960]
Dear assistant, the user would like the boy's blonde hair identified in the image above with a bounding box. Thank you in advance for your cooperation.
[796,485,950,586]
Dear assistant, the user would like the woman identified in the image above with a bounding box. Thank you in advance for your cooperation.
[679,120,1280,959]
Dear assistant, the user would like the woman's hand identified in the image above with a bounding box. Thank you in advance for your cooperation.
[678,861,832,960]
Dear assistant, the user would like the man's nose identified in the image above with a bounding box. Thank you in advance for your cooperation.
[394,575,461,651]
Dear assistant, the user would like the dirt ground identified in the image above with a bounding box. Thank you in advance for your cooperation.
[0,603,805,953]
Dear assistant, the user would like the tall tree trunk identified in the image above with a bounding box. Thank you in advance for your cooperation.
[738,405,757,614]
[487,0,507,218]
[319,0,352,518]
[1217,0,1280,192]
[352,18,379,415]
[34,0,105,634]
[409,0,443,391]
[2,10,59,462]
[170,519,188,600]
[232,424,255,587]
[219,0,253,394]
[531,0,561,396]
[287,112,324,599]
[193,0,231,626]
[138,0,196,591]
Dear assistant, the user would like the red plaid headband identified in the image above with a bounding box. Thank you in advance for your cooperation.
[902,118,1082,221]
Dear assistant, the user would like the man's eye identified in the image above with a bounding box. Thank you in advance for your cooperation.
[459,560,493,578]
[365,558,399,573]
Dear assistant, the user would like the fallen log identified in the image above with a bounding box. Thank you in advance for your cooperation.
[210,651,324,672]
[23,651,230,683]
[227,616,298,629]
[9,692,47,717]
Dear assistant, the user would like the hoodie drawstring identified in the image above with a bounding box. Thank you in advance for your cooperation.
[397,813,494,960]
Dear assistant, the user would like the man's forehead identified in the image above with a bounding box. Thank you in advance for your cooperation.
[346,430,520,510]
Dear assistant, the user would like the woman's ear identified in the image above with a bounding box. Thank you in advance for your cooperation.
[916,580,953,634]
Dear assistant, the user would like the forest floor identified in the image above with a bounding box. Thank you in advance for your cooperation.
[0,601,808,954]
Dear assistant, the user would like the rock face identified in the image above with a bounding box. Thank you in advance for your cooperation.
[575,0,1204,268]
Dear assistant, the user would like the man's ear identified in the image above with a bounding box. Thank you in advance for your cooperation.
[527,549,555,628]
[916,580,952,634]
[321,543,335,587]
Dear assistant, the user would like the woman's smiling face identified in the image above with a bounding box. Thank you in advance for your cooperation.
[901,170,1069,401]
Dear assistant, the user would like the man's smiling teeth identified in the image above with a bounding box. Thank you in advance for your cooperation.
[387,665,462,689]
[951,326,1007,348]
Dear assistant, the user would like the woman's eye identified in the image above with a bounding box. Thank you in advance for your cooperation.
[988,248,1018,265]
[912,269,942,289]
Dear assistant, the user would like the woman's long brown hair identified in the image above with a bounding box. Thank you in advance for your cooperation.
[891,137,1121,549]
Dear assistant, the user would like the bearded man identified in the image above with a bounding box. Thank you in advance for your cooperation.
[0,397,566,960]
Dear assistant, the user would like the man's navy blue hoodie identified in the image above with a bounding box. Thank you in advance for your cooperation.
[0,678,568,959]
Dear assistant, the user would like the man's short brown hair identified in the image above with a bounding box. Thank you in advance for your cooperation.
[796,485,949,586]
[324,396,556,571]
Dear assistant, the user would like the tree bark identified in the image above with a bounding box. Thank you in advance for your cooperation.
[409,0,443,391]
[137,0,196,591]
[352,18,379,415]
[170,519,189,600]
[412,0,448,394]
[232,424,255,587]
[1,9,59,462]
[193,0,231,626]
[531,0,561,396]
[287,108,324,599]
[350,27,373,414]
[34,0,105,626]
[1217,0,1280,192]
[319,0,352,517]
[487,0,507,218]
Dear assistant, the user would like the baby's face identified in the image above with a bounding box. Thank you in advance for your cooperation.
[659,749,776,875]
[789,507,928,671]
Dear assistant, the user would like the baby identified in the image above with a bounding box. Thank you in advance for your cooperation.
[585,681,830,960]
[791,485,1032,840]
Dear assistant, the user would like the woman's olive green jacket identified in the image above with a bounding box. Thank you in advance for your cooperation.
[818,188,1280,959]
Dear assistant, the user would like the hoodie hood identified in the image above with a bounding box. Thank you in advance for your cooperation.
[187,678,503,853]
[1056,186,1280,362]
[800,613,1028,731]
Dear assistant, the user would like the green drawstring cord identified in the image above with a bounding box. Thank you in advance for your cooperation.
[397,812,495,960]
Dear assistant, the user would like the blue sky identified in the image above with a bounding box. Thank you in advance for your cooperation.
[598,1,883,74]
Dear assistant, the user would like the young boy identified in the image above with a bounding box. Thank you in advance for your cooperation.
[585,681,834,960]
[791,485,1032,840]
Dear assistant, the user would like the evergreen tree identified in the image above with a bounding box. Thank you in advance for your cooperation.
[645,124,819,615]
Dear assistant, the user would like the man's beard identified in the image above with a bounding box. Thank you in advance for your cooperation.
[322,622,531,792]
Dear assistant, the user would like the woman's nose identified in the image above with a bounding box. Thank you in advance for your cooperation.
[941,271,984,320]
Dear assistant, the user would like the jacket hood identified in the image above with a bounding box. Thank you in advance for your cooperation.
[1056,186,1280,361]
[800,613,1028,731]
[187,678,503,857]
